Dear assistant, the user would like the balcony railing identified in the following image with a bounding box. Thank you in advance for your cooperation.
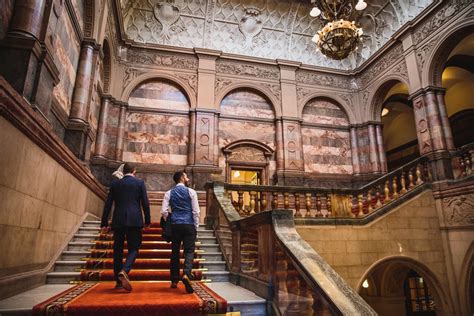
[206,182,377,315]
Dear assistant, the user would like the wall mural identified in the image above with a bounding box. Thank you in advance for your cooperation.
[119,0,433,70]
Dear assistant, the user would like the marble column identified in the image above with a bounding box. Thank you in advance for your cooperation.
[9,0,47,39]
[93,95,111,160]
[350,127,361,174]
[275,118,284,172]
[435,89,454,150]
[375,124,387,173]
[425,90,447,151]
[64,40,98,160]
[0,0,59,117]
[368,124,380,173]
[115,103,128,161]
[213,113,220,166]
[187,110,197,165]
[69,41,96,123]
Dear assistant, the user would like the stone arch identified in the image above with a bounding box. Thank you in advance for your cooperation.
[101,38,111,94]
[368,76,410,122]
[459,242,474,315]
[122,72,196,108]
[424,22,474,87]
[215,82,281,117]
[357,255,453,315]
[298,92,356,124]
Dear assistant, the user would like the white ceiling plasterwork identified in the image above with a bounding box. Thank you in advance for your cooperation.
[119,0,433,70]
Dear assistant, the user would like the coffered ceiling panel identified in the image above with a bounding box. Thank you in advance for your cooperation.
[118,0,433,70]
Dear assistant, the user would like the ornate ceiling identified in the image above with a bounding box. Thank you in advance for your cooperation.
[118,0,433,70]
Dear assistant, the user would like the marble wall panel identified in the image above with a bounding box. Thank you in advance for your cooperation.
[124,112,189,165]
[220,89,274,119]
[302,98,349,126]
[0,117,103,279]
[0,0,14,39]
[302,128,353,174]
[51,8,81,115]
[129,80,189,111]
[104,105,120,159]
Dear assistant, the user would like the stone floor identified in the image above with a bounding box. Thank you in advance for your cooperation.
[0,282,266,315]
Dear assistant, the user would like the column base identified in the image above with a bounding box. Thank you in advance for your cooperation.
[64,120,92,161]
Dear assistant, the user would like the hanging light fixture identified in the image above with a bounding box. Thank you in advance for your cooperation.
[310,0,367,60]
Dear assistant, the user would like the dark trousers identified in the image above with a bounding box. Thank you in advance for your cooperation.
[113,226,142,281]
[170,224,196,283]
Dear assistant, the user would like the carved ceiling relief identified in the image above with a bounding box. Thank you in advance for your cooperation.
[442,194,474,226]
[119,0,434,70]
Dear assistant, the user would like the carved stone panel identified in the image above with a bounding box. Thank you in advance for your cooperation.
[228,146,266,163]
[442,194,474,226]
[195,113,215,165]
[283,121,303,170]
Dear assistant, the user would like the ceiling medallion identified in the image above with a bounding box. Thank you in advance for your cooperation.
[310,0,367,60]
[152,1,183,40]
[239,8,263,48]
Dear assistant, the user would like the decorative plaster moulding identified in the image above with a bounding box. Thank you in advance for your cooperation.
[116,0,438,71]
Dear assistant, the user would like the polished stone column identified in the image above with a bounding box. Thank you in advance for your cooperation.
[115,103,128,161]
[350,127,361,174]
[368,124,380,173]
[69,41,96,123]
[435,89,454,150]
[93,96,112,160]
[213,113,219,166]
[275,118,284,172]
[425,90,447,151]
[0,0,59,118]
[9,0,47,39]
[375,124,387,173]
[187,110,197,165]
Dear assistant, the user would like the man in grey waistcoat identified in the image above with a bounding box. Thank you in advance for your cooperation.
[161,171,200,293]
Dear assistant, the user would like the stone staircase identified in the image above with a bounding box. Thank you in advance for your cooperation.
[44,220,266,315]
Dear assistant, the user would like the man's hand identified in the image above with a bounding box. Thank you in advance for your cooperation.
[101,226,110,234]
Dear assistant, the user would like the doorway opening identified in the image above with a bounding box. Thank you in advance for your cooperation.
[230,169,261,185]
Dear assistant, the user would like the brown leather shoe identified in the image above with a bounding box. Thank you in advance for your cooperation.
[118,270,132,291]
[182,275,194,294]
[170,282,178,289]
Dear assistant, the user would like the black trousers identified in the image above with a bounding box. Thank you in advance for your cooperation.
[113,226,142,281]
[170,224,196,283]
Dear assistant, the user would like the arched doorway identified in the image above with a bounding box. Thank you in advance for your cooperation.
[218,88,276,183]
[440,33,474,148]
[358,258,450,316]
[377,81,418,171]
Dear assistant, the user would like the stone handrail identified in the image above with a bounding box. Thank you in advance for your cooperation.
[205,182,377,316]
[221,156,430,219]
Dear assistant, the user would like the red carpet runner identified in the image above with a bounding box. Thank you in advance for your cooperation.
[33,223,227,315]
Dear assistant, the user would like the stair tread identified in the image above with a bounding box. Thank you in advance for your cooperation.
[203,271,230,275]
[47,272,81,276]
[63,250,90,254]
[56,261,84,265]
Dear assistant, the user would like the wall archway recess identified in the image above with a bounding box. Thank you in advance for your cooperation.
[357,256,453,316]
[222,140,274,185]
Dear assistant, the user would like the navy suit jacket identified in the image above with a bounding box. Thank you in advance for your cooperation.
[101,175,151,228]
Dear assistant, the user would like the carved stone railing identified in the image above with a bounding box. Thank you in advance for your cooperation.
[222,156,430,219]
[206,183,377,315]
[453,142,474,179]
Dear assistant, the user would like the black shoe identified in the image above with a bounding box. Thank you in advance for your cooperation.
[170,282,178,289]
[115,282,123,289]
[182,275,194,294]
[118,270,132,291]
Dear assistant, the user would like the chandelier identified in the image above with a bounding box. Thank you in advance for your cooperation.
[310,0,367,60]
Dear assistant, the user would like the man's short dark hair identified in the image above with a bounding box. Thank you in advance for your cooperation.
[123,163,135,175]
[173,171,185,184]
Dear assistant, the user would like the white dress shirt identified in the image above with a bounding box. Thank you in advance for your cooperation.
[161,183,200,229]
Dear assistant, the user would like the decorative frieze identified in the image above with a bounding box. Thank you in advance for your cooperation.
[359,44,404,87]
[216,60,279,80]
[174,72,198,95]
[126,48,198,70]
[415,37,438,74]
[295,70,350,89]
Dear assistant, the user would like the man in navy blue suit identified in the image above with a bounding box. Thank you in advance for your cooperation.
[101,163,151,291]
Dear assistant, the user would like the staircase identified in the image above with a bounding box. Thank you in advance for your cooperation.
[45,220,266,315]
